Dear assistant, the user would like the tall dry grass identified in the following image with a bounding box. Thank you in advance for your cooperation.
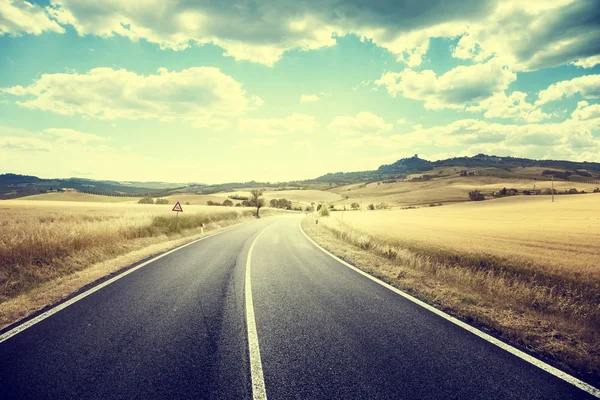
[0,202,257,303]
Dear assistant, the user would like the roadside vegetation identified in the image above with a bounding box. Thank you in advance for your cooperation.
[0,201,276,328]
[303,194,600,379]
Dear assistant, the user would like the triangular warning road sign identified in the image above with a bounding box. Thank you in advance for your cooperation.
[172,201,183,212]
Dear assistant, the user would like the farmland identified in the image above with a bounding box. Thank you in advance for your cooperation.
[303,193,600,377]
[329,173,600,208]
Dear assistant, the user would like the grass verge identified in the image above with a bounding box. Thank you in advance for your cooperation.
[302,215,600,384]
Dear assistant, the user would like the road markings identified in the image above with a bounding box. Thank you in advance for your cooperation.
[245,225,271,400]
[0,225,239,344]
[298,220,600,398]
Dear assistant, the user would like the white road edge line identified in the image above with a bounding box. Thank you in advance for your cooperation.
[0,224,240,344]
[298,219,600,398]
[245,225,271,400]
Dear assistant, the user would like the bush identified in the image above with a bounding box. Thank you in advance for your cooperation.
[351,202,360,210]
[222,199,234,206]
[185,202,190,205]
[319,204,331,217]
[367,203,375,210]
[375,202,389,210]
[468,190,485,201]
[235,203,242,207]
[594,188,600,193]
[155,198,169,205]
[138,197,154,204]
[269,198,292,209]
[567,188,579,194]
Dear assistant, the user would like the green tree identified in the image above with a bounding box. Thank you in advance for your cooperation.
[351,202,360,210]
[138,197,154,204]
[222,199,234,206]
[468,190,485,201]
[249,189,265,218]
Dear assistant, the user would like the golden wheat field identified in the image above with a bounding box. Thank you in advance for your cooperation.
[0,200,258,306]
[327,193,600,278]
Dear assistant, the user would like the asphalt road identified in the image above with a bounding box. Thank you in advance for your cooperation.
[0,215,597,399]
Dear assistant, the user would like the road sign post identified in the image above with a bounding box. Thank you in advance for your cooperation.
[172,202,183,229]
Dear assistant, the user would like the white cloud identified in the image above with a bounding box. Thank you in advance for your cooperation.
[0,0,64,35]
[0,136,52,151]
[328,112,392,136]
[375,59,516,110]
[450,0,600,72]
[379,110,600,160]
[30,0,596,71]
[536,75,600,105]
[2,67,261,122]
[467,91,550,122]
[300,94,320,103]
[571,101,600,121]
[43,128,106,142]
[572,56,600,69]
[239,113,317,135]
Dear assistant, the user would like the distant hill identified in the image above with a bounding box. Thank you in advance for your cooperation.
[0,174,195,200]
[307,153,600,185]
[3,153,600,199]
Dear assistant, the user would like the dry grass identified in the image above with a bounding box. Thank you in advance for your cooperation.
[0,200,269,328]
[304,194,600,378]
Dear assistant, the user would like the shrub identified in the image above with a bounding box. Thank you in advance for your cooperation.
[235,203,242,207]
[468,190,485,201]
[185,202,191,205]
[351,202,360,210]
[222,199,234,206]
[375,202,390,210]
[568,188,579,194]
[319,204,330,217]
[594,188,600,193]
[367,203,375,210]
[155,198,169,205]
[138,197,154,204]
[270,198,292,209]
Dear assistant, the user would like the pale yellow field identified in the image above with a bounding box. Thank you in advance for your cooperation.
[330,176,600,208]
[326,193,600,278]
[21,192,138,203]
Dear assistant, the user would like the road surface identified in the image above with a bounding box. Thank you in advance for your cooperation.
[0,215,597,399]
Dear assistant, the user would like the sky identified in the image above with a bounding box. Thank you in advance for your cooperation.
[1,0,600,184]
